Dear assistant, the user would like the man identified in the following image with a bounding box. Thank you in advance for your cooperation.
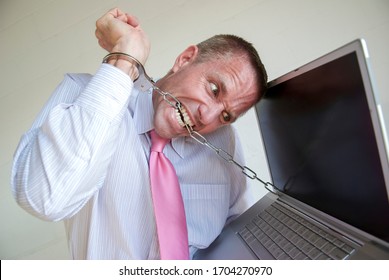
[11,8,267,259]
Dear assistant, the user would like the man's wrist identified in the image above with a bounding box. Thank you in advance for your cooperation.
[102,53,140,81]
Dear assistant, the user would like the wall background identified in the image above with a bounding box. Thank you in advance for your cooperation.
[0,0,388,259]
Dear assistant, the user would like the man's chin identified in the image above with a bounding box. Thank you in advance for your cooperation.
[153,127,178,139]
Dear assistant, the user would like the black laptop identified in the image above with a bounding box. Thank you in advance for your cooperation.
[194,39,389,260]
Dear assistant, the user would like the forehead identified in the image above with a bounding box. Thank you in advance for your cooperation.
[204,55,257,88]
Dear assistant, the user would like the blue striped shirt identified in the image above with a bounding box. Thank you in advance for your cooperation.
[11,64,248,259]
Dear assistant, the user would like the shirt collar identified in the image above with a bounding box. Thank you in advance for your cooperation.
[132,88,188,159]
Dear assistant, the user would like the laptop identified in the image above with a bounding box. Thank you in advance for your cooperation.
[194,39,389,260]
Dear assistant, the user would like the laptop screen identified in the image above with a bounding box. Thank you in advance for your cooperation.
[256,48,389,243]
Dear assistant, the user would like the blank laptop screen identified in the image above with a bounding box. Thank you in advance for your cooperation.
[257,52,389,242]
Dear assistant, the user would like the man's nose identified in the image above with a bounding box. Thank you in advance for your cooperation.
[198,102,223,126]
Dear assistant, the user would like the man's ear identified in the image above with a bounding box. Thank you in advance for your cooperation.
[171,45,199,73]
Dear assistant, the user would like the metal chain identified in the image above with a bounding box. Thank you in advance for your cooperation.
[151,79,276,193]
[103,52,276,193]
[171,95,276,194]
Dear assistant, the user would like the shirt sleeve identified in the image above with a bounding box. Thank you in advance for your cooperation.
[11,63,134,221]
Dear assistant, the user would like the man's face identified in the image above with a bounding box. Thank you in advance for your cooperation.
[152,46,258,139]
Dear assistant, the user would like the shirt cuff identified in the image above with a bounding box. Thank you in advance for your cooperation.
[74,63,134,121]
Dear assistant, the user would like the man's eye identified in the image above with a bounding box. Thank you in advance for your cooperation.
[222,110,231,122]
[210,82,219,96]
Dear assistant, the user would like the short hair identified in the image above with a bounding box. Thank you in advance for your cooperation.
[195,34,268,102]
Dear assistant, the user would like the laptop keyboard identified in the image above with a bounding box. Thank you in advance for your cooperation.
[238,203,356,260]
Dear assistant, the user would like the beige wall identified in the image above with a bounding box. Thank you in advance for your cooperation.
[1,0,388,259]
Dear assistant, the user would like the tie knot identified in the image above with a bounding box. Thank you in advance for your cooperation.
[150,130,170,152]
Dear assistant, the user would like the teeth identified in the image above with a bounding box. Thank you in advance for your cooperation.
[175,106,194,128]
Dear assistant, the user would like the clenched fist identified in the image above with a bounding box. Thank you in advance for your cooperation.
[95,8,150,66]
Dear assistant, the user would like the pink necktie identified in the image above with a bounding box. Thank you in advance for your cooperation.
[149,130,189,260]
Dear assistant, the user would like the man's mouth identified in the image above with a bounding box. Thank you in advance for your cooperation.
[175,104,194,128]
